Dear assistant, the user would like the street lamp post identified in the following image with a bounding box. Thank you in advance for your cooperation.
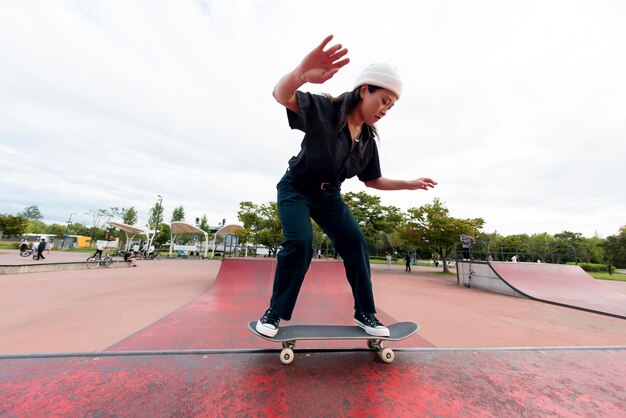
[85,211,94,247]
[61,212,78,249]
[153,195,163,250]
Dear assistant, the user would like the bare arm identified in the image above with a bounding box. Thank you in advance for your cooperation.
[273,35,350,113]
[364,177,437,191]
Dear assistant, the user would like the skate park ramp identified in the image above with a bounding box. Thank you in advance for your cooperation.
[458,261,626,319]
[2,348,625,416]
[107,258,432,351]
[2,258,626,416]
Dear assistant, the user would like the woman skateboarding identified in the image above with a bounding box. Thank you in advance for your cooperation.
[256,35,437,338]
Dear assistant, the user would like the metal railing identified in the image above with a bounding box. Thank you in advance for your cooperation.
[455,241,578,264]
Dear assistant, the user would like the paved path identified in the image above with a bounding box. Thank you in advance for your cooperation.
[1,258,625,354]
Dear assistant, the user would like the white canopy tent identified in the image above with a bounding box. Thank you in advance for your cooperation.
[107,220,146,251]
[211,224,244,258]
[169,221,209,259]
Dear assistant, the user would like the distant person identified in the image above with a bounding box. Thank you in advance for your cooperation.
[47,239,54,254]
[405,253,411,272]
[37,238,46,260]
[386,254,392,269]
[31,240,39,254]
[511,255,518,262]
[94,241,106,259]
[432,258,439,267]
[460,233,475,260]
[125,250,138,267]
[20,240,28,252]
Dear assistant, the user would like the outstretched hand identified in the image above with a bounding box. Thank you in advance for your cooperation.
[407,178,438,190]
[296,35,350,84]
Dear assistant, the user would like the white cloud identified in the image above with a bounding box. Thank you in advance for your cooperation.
[1,0,624,236]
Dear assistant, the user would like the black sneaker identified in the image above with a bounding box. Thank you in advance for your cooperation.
[256,308,280,338]
[354,312,390,337]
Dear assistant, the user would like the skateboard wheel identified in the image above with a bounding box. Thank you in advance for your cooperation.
[280,348,294,365]
[380,348,394,364]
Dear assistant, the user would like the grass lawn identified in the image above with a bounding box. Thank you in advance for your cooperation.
[0,242,19,250]
[589,271,626,282]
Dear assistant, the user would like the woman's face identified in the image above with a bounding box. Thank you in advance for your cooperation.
[358,85,398,126]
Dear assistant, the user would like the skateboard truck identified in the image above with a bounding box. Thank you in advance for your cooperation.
[248,321,418,365]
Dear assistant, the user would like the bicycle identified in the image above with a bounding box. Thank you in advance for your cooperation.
[86,254,120,269]
[110,249,126,257]
[20,249,45,260]
[146,252,161,260]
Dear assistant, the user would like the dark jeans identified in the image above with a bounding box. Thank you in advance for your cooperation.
[269,171,376,321]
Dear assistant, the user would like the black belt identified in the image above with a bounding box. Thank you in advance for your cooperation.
[290,173,340,192]
[319,182,338,191]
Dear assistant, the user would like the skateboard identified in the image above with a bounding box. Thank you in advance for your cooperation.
[247,321,419,364]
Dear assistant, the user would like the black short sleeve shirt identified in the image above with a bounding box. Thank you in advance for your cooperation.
[285,91,382,185]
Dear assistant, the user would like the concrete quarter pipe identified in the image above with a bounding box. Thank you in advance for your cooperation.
[457,261,626,319]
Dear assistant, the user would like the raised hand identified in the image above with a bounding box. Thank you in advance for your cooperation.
[296,35,350,84]
[407,178,438,190]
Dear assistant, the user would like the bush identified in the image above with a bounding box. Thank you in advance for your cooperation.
[568,262,615,273]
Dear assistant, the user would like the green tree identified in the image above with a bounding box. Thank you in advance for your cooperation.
[0,214,30,238]
[237,201,282,256]
[122,207,138,225]
[553,231,585,263]
[577,235,604,264]
[497,234,530,261]
[312,222,336,258]
[402,198,484,273]
[199,214,210,232]
[476,231,504,259]
[147,201,164,231]
[154,223,170,246]
[387,231,404,257]
[342,191,404,254]
[19,205,43,220]
[46,223,66,237]
[68,222,90,236]
[603,226,626,272]
[28,220,47,234]
[85,209,110,247]
[109,206,138,226]
[526,233,554,262]
[171,205,185,222]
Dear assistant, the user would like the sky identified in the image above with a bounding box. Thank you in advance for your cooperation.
[1,0,624,237]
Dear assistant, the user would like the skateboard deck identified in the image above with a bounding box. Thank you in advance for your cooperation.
[247,321,418,364]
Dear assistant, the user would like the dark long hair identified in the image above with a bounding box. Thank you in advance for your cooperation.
[324,85,381,138]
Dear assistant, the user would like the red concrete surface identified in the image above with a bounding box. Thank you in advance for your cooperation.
[2,258,626,416]
[1,349,624,416]
[108,259,432,351]
[490,262,626,318]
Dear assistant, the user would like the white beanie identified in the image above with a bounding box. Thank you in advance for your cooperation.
[353,62,403,100]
